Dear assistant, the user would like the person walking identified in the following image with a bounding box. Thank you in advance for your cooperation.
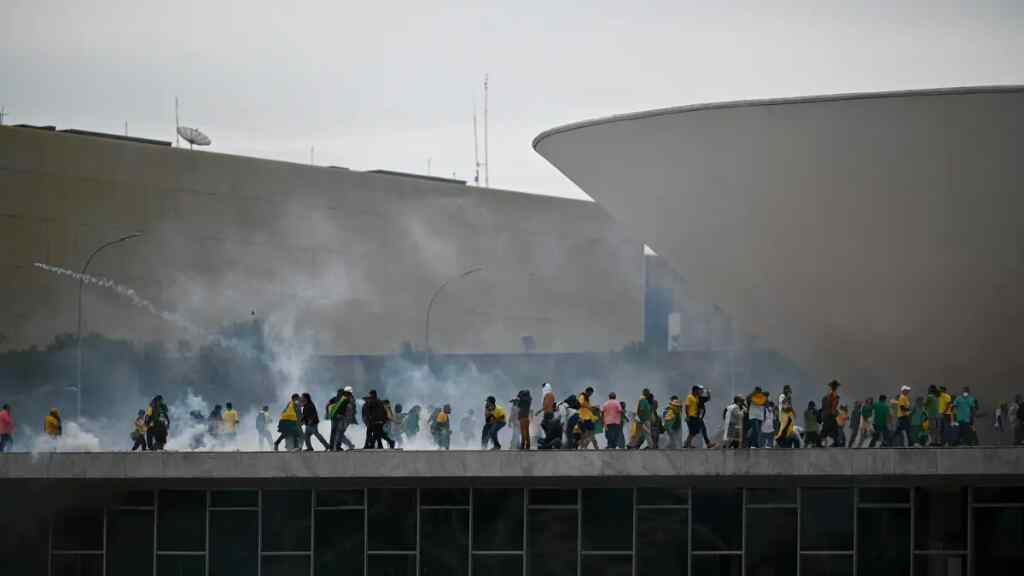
[869,395,890,447]
[601,392,625,449]
[820,380,843,446]
[938,386,954,446]
[274,394,302,451]
[403,405,422,444]
[130,410,147,451]
[0,404,14,452]
[663,396,684,449]
[363,390,394,449]
[333,388,357,451]
[325,391,341,451]
[256,405,273,450]
[746,387,768,448]
[432,404,452,449]
[576,387,599,450]
[925,386,941,446]
[911,396,929,447]
[893,386,913,447]
[722,396,746,449]
[145,395,170,451]
[803,402,821,447]
[44,408,62,439]
[1012,394,1024,446]
[222,402,240,444]
[684,386,703,448]
[853,397,874,448]
[760,401,777,448]
[953,387,978,446]
[776,401,799,448]
[516,389,533,450]
[848,401,863,448]
[628,389,654,449]
[482,396,507,450]
[300,393,330,451]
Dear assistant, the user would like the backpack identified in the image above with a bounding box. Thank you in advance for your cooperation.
[562,394,581,410]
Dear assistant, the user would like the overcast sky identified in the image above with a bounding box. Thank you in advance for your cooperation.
[3,0,1022,200]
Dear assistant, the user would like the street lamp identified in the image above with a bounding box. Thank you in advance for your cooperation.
[74,232,143,421]
[424,266,483,369]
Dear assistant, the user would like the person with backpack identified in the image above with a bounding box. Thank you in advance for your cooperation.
[363,390,394,449]
[684,386,703,448]
[332,387,357,451]
[145,395,170,451]
[403,405,422,444]
[325,391,341,451]
[803,401,821,447]
[628,389,653,449]
[482,396,506,450]
[516,389,533,450]
[663,396,684,449]
[431,404,452,449]
[820,380,842,447]
[301,393,330,451]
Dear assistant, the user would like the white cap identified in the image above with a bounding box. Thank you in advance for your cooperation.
[344,386,353,393]
[900,385,911,392]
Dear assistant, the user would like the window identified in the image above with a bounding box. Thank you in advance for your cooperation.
[693,487,742,552]
[421,488,469,507]
[800,488,853,551]
[315,509,364,576]
[913,554,967,576]
[580,554,633,575]
[529,488,577,507]
[915,487,966,551]
[261,554,310,576]
[368,488,417,552]
[638,508,687,576]
[528,509,577,576]
[973,507,1024,574]
[692,553,741,576]
[157,491,206,552]
[858,508,910,576]
[471,554,523,576]
[581,488,633,552]
[367,554,416,576]
[210,490,257,508]
[53,509,104,551]
[209,510,258,576]
[746,487,796,506]
[51,553,103,576]
[156,554,206,576]
[261,490,311,553]
[317,489,364,508]
[972,486,1024,504]
[638,487,689,506]
[859,487,910,504]
[800,554,852,576]
[473,489,523,551]
[746,507,796,576]
[421,508,469,576]
[107,509,154,576]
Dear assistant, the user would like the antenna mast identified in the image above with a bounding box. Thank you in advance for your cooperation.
[473,101,480,186]
[174,97,180,147]
[0,106,7,126]
[483,74,489,187]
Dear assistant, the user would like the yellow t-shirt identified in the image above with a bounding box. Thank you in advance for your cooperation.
[44,415,61,437]
[897,395,911,418]
[436,412,449,425]
[492,405,506,422]
[222,409,239,433]
[578,394,596,422]
[939,393,953,415]
[686,394,699,418]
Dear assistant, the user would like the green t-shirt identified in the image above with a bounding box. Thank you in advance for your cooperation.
[924,395,939,418]
[872,402,889,428]
[637,398,652,422]
[803,409,820,432]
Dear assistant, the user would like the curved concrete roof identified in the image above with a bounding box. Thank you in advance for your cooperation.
[535,86,1024,392]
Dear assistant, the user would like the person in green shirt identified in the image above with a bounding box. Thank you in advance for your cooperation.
[628,389,653,449]
[803,402,821,447]
[910,396,929,447]
[924,386,940,446]
[869,395,890,447]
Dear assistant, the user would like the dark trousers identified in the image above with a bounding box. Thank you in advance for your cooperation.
[333,420,355,450]
[869,424,887,447]
[894,416,912,446]
[0,433,12,452]
[804,431,820,447]
[366,421,395,449]
[604,423,624,449]
[482,421,505,449]
[131,435,147,451]
[519,417,531,450]
[304,424,330,451]
[329,420,339,451]
[747,419,763,447]
[821,415,842,446]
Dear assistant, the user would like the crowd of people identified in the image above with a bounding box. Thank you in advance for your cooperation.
[0,382,1021,452]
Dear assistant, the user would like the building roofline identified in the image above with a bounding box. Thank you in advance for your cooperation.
[532,84,1024,150]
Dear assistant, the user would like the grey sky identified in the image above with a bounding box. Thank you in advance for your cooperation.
[3,0,1022,200]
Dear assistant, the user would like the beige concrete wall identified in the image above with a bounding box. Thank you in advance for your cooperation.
[536,87,1024,391]
[0,126,642,354]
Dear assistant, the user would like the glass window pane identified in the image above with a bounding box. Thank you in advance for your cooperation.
[914,487,966,551]
[473,489,524,551]
[472,554,523,576]
[367,488,416,552]
[972,486,1024,503]
[112,491,154,507]
[914,554,967,576]
[529,489,577,507]
[973,507,1024,574]
[367,554,416,576]
[209,510,257,576]
[581,488,633,552]
[528,509,578,576]
[52,553,103,576]
[693,487,742,552]
[261,490,311,552]
[421,509,469,576]
[746,487,796,506]
[6,520,48,575]
[53,509,104,551]
[107,509,154,576]
[156,554,205,576]
[638,508,687,576]
[800,488,853,551]
[422,488,469,507]
[158,491,205,552]
[858,487,910,504]
[858,508,910,576]
[800,554,852,576]
[746,507,796,576]
[692,554,741,576]
[210,490,257,508]
[261,555,310,576]
[317,489,364,508]
[638,487,689,506]
[315,510,364,576]
[581,554,632,575]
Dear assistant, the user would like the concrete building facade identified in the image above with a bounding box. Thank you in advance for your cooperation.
[1,126,642,356]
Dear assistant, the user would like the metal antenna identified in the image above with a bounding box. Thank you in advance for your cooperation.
[124,121,128,136]
[473,99,481,186]
[427,157,432,175]
[0,106,7,126]
[483,74,490,187]
[310,146,315,165]
[174,97,180,147]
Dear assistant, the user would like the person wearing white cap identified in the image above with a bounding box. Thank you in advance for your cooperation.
[894,385,913,447]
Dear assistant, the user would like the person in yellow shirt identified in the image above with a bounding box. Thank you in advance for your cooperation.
[131,409,148,451]
[482,396,507,450]
[938,386,954,445]
[222,402,240,442]
[44,408,62,438]
[274,394,302,451]
[432,404,452,450]
[684,386,702,448]
[894,386,912,446]
[577,387,599,450]
[776,402,798,448]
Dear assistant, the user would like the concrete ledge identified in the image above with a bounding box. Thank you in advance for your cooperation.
[1,448,1022,481]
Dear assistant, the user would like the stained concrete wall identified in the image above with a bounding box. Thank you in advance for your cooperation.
[0,126,642,355]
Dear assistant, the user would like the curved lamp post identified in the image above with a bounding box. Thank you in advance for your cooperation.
[424,266,483,369]
[74,232,143,421]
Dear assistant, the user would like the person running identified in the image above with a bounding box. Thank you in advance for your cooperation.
[803,401,821,447]
[602,392,625,449]
[222,402,240,443]
[684,386,703,448]
[333,388,357,451]
[325,391,341,451]
[723,396,745,449]
[432,404,452,449]
[629,389,654,449]
[576,387,599,450]
[363,390,394,449]
[776,401,799,448]
[145,395,170,450]
[516,389,533,450]
[0,404,13,452]
[130,409,147,451]
[746,387,769,448]
[256,405,273,450]
[663,396,684,449]
[953,387,979,446]
[482,396,506,450]
[274,394,302,451]
[820,380,843,446]
[869,395,890,447]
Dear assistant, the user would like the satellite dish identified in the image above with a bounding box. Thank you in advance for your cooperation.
[176,126,211,148]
